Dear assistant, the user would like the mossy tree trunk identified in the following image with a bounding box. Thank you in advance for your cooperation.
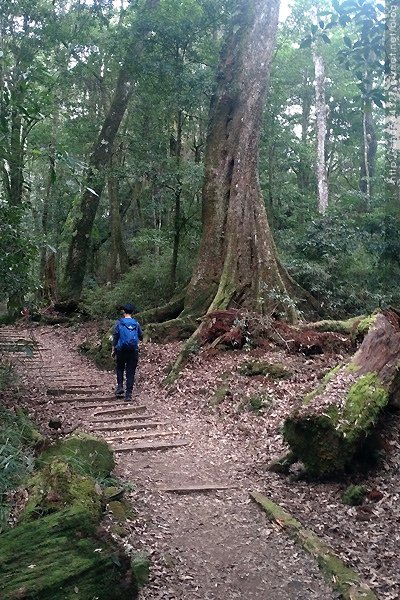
[284,309,400,477]
[182,0,297,322]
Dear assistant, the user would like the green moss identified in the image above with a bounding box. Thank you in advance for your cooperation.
[22,460,101,522]
[341,373,388,441]
[249,394,273,412]
[238,361,292,379]
[354,315,377,339]
[108,500,133,522]
[131,552,150,588]
[283,417,352,476]
[0,504,137,600]
[37,434,115,479]
[286,371,389,476]
[342,484,367,506]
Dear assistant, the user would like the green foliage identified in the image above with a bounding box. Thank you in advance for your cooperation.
[278,208,400,317]
[341,484,367,506]
[0,366,37,530]
[83,251,194,318]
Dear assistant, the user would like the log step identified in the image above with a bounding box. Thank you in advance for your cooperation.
[156,483,237,494]
[46,388,106,396]
[88,413,154,424]
[77,403,147,411]
[90,421,167,432]
[114,440,189,453]
[52,395,117,404]
[92,405,147,417]
[106,430,178,442]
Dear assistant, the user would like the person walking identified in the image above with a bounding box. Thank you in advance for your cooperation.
[111,303,143,402]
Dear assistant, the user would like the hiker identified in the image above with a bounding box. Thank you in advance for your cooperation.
[111,303,143,401]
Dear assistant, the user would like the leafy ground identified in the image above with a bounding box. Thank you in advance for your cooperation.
[5,322,400,600]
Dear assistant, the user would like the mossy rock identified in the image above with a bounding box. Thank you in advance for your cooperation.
[37,434,115,478]
[238,361,292,379]
[0,504,138,600]
[131,552,150,588]
[342,484,367,506]
[108,499,133,522]
[22,460,102,522]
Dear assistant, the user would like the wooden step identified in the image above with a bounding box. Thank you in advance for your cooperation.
[114,440,189,453]
[47,388,106,396]
[90,421,166,433]
[76,402,147,411]
[155,483,237,494]
[92,405,147,417]
[88,413,154,424]
[106,430,178,442]
[52,395,117,404]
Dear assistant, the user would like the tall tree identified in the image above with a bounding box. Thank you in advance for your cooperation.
[182,0,299,320]
[61,0,160,303]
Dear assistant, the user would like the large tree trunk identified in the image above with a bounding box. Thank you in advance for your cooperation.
[61,0,159,303]
[108,146,130,283]
[284,309,400,477]
[183,0,297,321]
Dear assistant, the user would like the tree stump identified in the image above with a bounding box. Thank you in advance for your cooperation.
[284,309,400,477]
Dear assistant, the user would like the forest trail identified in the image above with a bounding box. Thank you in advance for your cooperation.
[0,324,340,600]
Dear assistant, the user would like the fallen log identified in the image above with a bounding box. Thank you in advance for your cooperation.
[284,309,400,477]
[250,492,378,600]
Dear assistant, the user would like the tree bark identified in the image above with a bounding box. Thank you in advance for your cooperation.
[61,0,159,303]
[284,309,400,477]
[312,15,329,215]
[183,0,297,321]
[108,146,130,283]
[359,96,377,206]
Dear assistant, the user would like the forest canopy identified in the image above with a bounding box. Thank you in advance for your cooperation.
[0,0,398,319]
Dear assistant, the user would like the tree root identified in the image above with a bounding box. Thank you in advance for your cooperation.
[136,294,185,325]
[250,491,378,600]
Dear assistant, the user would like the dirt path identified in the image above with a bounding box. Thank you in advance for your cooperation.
[0,324,341,599]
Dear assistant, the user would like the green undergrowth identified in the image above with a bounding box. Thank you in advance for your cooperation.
[0,364,42,531]
[342,484,368,506]
[238,361,292,379]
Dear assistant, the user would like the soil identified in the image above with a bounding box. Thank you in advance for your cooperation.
[2,321,399,600]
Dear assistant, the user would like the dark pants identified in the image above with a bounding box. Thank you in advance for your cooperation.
[116,349,139,397]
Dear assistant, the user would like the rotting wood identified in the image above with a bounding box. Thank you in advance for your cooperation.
[90,421,167,432]
[156,483,237,494]
[114,440,189,453]
[250,491,377,600]
[284,309,400,476]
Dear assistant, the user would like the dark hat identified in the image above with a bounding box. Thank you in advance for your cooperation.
[122,303,135,313]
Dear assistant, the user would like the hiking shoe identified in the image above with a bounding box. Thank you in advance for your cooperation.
[125,395,132,402]
[115,387,124,397]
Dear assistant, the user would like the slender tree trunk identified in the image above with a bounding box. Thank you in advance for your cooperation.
[170,111,183,288]
[40,106,59,298]
[359,95,377,207]
[61,0,159,303]
[183,0,297,321]
[312,42,329,214]
[108,147,130,283]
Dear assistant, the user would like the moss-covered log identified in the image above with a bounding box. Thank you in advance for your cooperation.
[284,309,400,477]
[0,503,137,600]
[250,492,377,600]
